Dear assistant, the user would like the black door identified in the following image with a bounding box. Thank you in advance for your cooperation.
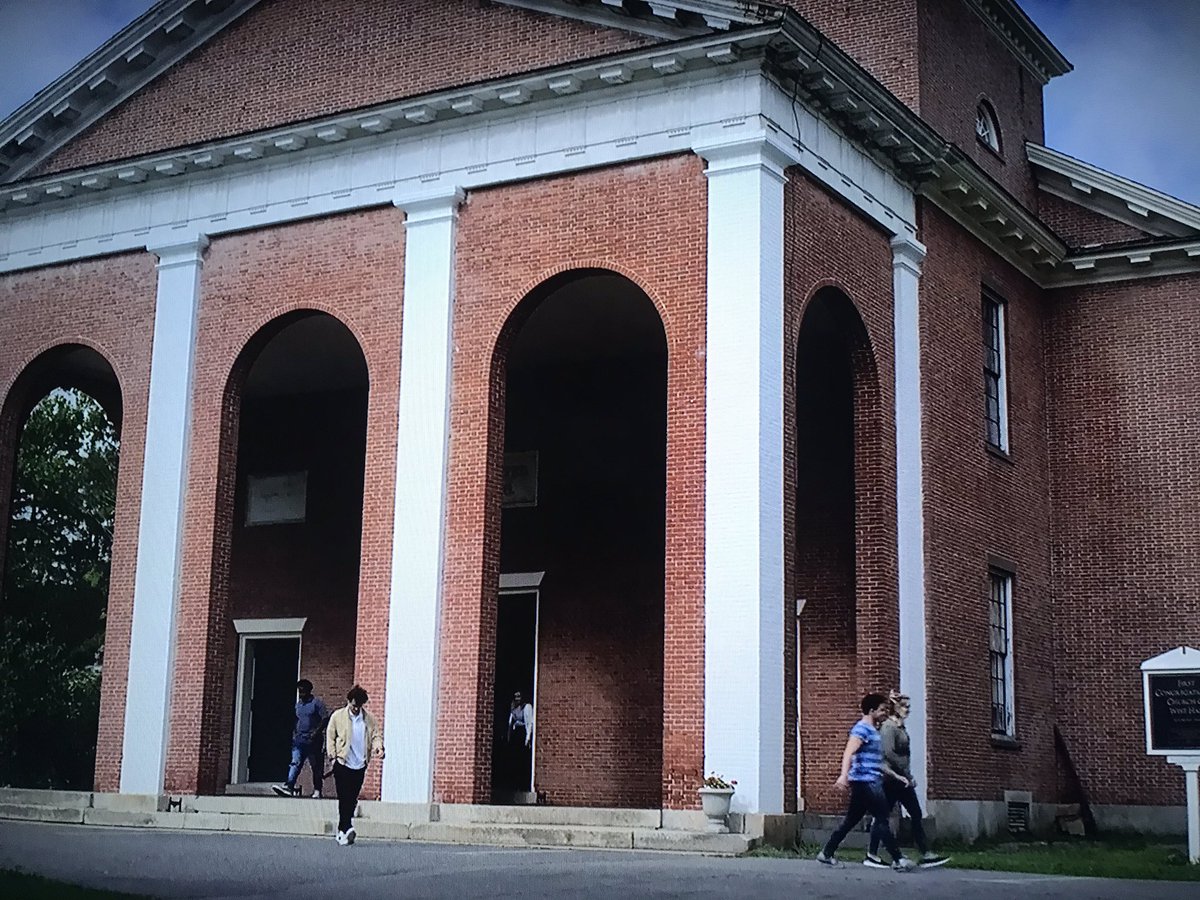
[492,590,537,800]
[247,638,299,783]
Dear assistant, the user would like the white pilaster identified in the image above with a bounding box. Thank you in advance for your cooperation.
[120,235,208,795]
[381,187,464,803]
[697,136,789,814]
[891,235,930,809]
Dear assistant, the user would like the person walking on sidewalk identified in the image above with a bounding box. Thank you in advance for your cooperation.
[325,684,385,846]
[816,693,916,872]
[865,690,950,869]
[273,679,329,798]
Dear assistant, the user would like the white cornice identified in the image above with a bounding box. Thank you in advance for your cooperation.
[1028,142,1200,241]
[961,0,1072,85]
[0,0,263,185]
[493,0,768,38]
[1048,239,1200,288]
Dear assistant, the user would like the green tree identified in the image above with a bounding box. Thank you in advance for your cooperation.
[0,389,118,789]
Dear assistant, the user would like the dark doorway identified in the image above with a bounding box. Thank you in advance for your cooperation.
[492,589,538,802]
[246,638,299,783]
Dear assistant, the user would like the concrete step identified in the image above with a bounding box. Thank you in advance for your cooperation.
[92,793,160,813]
[79,807,331,836]
[185,795,344,816]
[435,804,661,829]
[356,801,434,825]
[0,802,85,824]
[402,821,753,855]
[0,788,92,807]
[633,829,756,855]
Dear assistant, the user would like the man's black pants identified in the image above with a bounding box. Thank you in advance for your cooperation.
[332,761,366,834]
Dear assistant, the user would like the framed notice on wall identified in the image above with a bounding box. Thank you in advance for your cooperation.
[246,472,308,526]
[503,451,538,508]
[1142,647,1200,755]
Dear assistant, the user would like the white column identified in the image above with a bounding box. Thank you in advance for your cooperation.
[892,235,930,809]
[120,235,208,795]
[381,187,464,803]
[697,136,789,814]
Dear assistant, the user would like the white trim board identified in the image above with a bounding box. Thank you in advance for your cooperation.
[500,572,546,590]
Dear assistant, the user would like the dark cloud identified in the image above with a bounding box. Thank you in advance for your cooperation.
[1020,0,1200,203]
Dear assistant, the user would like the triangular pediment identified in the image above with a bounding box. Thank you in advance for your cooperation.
[1142,647,1200,672]
[1,0,769,185]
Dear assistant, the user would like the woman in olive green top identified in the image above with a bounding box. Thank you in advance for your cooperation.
[865,691,950,869]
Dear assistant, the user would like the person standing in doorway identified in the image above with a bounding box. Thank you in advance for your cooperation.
[273,679,329,798]
[325,684,384,845]
[866,690,950,868]
[816,693,916,871]
[507,691,535,792]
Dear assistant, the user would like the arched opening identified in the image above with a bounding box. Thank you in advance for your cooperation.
[205,312,369,794]
[490,269,667,807]
[0,345,121,790]
[794,288,887,813]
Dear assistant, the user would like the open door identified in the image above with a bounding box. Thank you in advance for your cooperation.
[492,576,541,803]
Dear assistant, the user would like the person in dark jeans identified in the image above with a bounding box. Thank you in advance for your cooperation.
[325,684,385,845]
[816,693,915,872]
[272,679,328,798]
[867,691,950,868]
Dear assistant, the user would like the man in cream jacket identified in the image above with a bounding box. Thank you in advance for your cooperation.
[325,684,385,845]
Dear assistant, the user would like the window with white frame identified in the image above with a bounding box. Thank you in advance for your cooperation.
[988,569,1016,737]
[982,289,1009,451]
[976,101,1001,153]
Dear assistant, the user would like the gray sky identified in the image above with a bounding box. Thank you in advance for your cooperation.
[0,0,1197,204]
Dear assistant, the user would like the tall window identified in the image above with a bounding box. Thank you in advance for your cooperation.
[988,569,1016,737]
[982,289,1009,451]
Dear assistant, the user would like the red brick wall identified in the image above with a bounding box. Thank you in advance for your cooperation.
[1046,272,1200,809]
[438,155,707,808]
[501,358,666,808]
[783,172,899,813]
[35,0,652,176]
[918,201,1057,803]
[1038,192,1153,249]
[205,388,366,792]
[778,1,921,110]
[165,209,403,797]
[917,0,1045,208]
[0,253,157,792]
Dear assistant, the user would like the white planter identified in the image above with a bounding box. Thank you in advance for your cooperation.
[698,786,735,833]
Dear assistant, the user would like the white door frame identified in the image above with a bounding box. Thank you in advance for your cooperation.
[499,572,543,793]
[231,617,306,784]
[796,598,806,810]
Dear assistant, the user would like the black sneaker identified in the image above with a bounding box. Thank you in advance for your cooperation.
[271,784,292,797]
[815,851,844,868]
[919,853,950,868]
[862,853,889,869]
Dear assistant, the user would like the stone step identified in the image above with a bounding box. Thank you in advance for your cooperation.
[185,794,344,816]
[356,801,435,825]
[79,807,331,836]
[0,788,92,808]
[410,822,637,850]
[0,802,85,824]
[92,793,160,813]
[435,804,662,829]
[633,829,756,855]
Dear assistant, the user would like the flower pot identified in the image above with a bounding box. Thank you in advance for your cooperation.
[698,786,735,833]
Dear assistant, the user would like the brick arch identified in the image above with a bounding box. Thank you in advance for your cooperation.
[191,309,370,795]
[479,267,668,808]
[790,285,896,814]
[0,341,124,791]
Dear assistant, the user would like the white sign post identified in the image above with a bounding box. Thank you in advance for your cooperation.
[1142,646,1200,863]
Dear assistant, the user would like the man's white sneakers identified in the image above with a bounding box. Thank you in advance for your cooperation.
[335,830,348,846]
[345,826,357,845]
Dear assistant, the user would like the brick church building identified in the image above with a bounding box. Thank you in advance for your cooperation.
[1,0,1196,839]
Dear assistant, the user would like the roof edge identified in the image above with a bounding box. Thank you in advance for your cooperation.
[961,0,1072,84]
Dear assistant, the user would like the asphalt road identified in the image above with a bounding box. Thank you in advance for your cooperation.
[0,821,1182,899]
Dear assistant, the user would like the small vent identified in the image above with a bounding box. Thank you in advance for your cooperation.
[1004,790,1033,834]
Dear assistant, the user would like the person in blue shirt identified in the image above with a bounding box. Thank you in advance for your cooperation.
[816,692,915,871]
[273,679,329,798]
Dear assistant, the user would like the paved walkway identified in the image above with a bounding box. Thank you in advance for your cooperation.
[0,820,1180,899]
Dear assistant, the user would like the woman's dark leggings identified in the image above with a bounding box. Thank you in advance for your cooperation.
[868,780,929,856]
[332,762,366,833]
[822,780,903,862]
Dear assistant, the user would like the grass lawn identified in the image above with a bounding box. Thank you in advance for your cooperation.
[751,836,1200,882]
[0,868,146,899]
